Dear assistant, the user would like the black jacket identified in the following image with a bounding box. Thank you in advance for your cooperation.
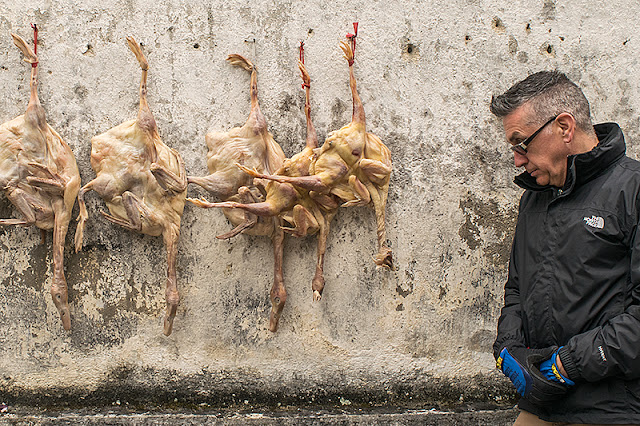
[494,123,640,423]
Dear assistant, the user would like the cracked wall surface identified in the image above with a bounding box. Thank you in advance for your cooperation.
[0,0,638,408]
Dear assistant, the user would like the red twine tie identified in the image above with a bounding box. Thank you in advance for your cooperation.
[31,23,38,68]
[346,22,358,66]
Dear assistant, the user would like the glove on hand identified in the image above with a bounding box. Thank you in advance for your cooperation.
[497,346,569,405]
[539,347,575,386]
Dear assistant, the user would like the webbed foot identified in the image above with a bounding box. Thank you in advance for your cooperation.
[312,274,325,302]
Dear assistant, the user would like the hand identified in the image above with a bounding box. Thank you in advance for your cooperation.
[497,346,569,405]
[555,356,568,377]
[539,347,575,386]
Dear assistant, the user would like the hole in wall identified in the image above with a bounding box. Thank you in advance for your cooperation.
[401,40,419,60]
[492,16,506,32]
[82,43,95,57]
[540,42,555,56]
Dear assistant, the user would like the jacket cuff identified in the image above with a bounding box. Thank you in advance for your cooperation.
[558,346,581,382]
[493,340,525,360]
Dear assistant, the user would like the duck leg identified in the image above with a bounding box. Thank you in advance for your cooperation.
[187,173,238,200]
[340,175,371,207]
[188,180,298,217]
[150,154,187,194]
[359,158,392,186]
[74,178,97,252]
[163,225,180,336]
[0,187,52,226]
[235,162,345,193]
[312,211,336,301]
[215,186,260,240]
[281,204,318,237]
[51,198,71,330]
[364,180,393,269]
[100,191,157,232]
[269,222,286,332]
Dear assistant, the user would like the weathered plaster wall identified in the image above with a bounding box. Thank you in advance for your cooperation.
[0,0,638,409]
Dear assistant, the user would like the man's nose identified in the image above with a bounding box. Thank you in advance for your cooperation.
[513,151,528,167]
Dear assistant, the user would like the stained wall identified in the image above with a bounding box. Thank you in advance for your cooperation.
[0,0,638,408]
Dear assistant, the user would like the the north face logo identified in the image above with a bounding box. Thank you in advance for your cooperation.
[584,215,604,229]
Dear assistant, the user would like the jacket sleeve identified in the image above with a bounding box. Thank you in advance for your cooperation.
[559,217,640,382]
[493,227,527,359]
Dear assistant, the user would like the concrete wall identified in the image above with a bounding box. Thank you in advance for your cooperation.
[0,0,638,409]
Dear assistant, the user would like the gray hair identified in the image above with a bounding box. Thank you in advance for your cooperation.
[490,71,594,134]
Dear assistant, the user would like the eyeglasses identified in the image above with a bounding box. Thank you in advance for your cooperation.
[510,115,558,155]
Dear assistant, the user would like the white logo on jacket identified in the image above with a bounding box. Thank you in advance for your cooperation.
[598,345,608,362]
[584,215,604,229]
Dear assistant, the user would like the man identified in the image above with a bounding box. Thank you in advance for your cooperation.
[491,71,640,425]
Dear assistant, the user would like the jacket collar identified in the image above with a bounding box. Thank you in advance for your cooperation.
[514,122,626,193]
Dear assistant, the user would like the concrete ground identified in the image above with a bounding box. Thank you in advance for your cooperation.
[0,406,518,425]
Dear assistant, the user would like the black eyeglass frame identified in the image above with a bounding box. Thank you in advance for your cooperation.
[510,115,559,155]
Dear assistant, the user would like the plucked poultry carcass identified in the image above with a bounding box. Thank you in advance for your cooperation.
[188,54,285,239]
[75,37,187,336]
[191,45,339,303]
[187,54,287,331]
[228,27,394,270]
[0,26,81,330]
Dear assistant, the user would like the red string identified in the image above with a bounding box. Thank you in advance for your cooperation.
[346,22,358,66]
[31,23,37,55]
[31,23,38,67]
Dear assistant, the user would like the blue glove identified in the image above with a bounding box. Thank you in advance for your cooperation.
[539,347,575,386]
[497,346,568,404]
[497,347,532,396]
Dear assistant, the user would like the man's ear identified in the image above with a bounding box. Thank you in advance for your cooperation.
[556,112,576,143]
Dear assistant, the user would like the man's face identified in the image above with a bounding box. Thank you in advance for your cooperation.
[502,105,569,187]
